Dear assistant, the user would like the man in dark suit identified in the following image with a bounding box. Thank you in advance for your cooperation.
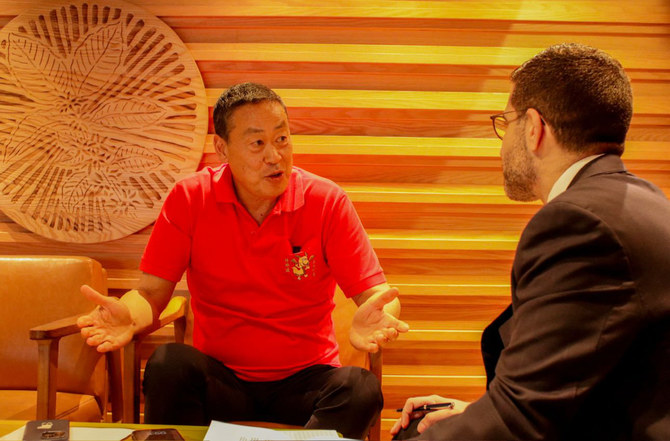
[392,43,670,440]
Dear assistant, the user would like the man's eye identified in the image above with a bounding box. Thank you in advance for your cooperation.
[277,136,288,143]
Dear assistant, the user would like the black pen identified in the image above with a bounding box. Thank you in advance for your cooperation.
[396,402,454,412]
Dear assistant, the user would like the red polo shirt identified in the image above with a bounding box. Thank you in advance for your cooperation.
[140,165,385,381]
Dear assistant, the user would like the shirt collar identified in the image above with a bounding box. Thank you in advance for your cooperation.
[212,164,305,212]
[547,154,604,202]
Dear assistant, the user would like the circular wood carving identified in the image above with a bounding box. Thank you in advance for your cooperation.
[0,0,207,243]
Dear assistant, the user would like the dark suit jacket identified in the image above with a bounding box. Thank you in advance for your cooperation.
[419,154,670,440]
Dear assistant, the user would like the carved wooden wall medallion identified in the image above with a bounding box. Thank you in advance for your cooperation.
[0,0,207,243]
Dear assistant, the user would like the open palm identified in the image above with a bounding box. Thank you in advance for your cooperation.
[77,285,134,352]
[350,287,409,352]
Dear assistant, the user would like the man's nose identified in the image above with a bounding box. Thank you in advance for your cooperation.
[265,144,282,163]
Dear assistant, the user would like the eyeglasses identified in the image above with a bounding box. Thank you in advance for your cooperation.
[489,109,546,140]
[489,110,522,140]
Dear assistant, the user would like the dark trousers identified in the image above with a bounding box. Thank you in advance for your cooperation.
[143,343,383,440]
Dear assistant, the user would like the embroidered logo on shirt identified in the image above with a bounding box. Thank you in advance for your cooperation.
[285,250,316,280]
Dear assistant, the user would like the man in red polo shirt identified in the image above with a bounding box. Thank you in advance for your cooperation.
[77,82,409,439]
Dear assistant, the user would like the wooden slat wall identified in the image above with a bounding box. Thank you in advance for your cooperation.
[2,1,669,438]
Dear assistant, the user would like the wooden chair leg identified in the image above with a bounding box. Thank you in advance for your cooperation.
[36,339,59,419]
[174,315,186,344]
[369,416,381,441]
[122,340,141,423]
[367,349,383,441]
[107,350,123,422]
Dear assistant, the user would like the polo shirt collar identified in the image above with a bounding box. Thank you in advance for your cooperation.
[212,164,305,213]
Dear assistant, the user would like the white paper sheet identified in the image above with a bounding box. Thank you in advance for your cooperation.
[203,421,343,441]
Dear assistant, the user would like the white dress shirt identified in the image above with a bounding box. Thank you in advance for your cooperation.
[546,154,604,202]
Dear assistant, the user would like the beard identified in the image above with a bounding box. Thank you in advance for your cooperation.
[502,131,538,202]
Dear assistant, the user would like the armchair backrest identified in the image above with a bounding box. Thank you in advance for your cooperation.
[0,256,107,399]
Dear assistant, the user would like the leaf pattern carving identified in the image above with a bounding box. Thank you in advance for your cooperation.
[5,114,60,161]
[0,1,206,243]
[92,96,167,129]
[62,173,89,211]
[111,144,162,172]
[71,23,124,96]
[7,33,69,100]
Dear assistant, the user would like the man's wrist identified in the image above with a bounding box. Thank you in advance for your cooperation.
[120,289,157,335]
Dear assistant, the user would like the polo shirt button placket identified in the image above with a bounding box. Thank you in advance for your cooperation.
[250,226,261,240]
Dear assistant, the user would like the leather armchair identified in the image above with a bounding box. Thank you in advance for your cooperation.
[0,255,121,422]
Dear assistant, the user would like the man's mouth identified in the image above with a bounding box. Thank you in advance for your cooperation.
[267,171,284,179]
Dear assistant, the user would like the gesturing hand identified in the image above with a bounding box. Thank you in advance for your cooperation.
[76,284,134,352]
[350,287,409,352]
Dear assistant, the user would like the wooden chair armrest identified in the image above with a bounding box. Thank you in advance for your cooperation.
[29,314,81,340]
[29,296,187,342]
[158,295,188,327]
[133,295,188,341]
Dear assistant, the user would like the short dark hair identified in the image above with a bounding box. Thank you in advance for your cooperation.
[212,82,287,140]
[510,43,633,155]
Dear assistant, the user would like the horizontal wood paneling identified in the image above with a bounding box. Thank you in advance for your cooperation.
[1,1,669,438]
[5,1,668,23]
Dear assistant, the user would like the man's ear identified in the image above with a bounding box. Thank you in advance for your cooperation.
[524,108,546,155]
[213,135,228,163]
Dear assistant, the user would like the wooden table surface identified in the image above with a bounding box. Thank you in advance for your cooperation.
[0,420,208,441]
